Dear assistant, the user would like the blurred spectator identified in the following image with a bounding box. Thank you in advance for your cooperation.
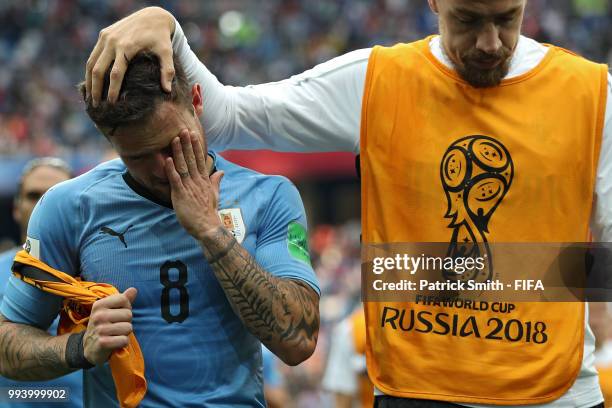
[268,221,361,407]
[0,157,83,408]
[322,307,373,408]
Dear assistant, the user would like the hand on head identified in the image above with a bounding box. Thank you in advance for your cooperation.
[86,7,177,106]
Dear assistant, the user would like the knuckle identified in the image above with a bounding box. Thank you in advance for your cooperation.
[161,47,174,59]
[95,310,109,323]
[97,337,111,349]
[115,310,128,323]
[96,323,109,336]
[91,312,106,327]
[110,68,121,80]
[89,308,105,326]
[92,65,106,79]
[89,314,99,326]
[117,40,131,52]
[123,45,136,58]
[117,336,129,348]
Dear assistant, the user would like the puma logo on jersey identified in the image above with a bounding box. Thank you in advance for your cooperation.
[99,225,133,248]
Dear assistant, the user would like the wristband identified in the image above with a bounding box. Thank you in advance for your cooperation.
[65,331,95,369]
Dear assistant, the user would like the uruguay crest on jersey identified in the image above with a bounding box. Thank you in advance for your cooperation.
[218,208,246,243]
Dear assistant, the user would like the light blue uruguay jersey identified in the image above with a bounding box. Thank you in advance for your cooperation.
[0,154,319,408]
[0,247,83,408]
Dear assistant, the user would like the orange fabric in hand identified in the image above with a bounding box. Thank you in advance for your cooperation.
[12,250,146,408]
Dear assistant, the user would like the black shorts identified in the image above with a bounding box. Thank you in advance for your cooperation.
[373,396,604,408]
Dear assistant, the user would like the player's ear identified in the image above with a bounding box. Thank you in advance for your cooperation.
[192,84,203,116]
[428,0,439,14]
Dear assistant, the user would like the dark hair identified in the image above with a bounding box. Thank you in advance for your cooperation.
[79,52,191,135]
[17,157,73,196]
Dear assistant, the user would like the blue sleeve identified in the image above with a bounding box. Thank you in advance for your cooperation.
[0,249,18,302]
[0,184,80,329]
[255,179,320,295]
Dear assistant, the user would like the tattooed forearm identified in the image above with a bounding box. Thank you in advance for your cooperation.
[0,315,75,380]
[200,227,319,365]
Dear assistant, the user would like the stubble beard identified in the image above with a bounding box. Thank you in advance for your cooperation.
[454,49,513,88]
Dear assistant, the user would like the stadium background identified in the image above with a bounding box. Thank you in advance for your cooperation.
[0,0,610,406]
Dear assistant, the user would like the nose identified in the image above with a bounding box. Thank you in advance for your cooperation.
[475,23,502,55]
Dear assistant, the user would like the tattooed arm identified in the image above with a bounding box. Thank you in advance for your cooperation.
[200,226,319,366]
[165,130,320,365]
[0,288,137,378]
[0,314,73,380]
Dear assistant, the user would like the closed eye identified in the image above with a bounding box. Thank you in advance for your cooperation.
[126,155,145,161]
[457,16,478,25]
[453,10,479,25]
[496,16,515,25]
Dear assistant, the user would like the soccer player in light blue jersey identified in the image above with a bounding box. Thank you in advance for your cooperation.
[0,52,320,408]
[0,157,83,408]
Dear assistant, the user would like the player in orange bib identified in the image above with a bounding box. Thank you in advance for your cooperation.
[85,1,612,407]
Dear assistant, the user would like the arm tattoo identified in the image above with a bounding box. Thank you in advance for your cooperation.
[0,314,75,380]
[200,227,319,359]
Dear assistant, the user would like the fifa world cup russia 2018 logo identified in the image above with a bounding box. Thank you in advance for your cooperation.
[440,135,514,283]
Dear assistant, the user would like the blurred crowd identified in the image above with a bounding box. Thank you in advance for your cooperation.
[0,0,611,157]
[1,1,612,406]
[271,220,363,407]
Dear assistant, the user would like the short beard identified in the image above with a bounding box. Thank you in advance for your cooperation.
[454,48,513,88]
[456,59,511,88]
